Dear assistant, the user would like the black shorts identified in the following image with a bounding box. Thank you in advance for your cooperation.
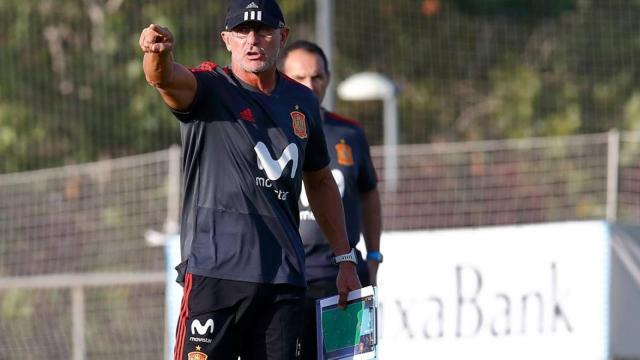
[174,273,305,360]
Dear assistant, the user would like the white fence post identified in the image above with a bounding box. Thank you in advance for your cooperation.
[606,128,620,222]
[72,286,86,360]
[315,0,335,110]
[165,145,181,360]
[165,145,181,234]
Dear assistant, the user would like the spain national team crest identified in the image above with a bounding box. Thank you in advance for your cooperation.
[290,110,308,139]
[188,346,208,360]
[335,139,354,166]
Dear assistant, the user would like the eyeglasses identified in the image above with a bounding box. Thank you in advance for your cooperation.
[230,25,276,40]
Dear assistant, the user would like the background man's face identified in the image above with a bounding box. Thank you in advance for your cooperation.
[282,49,330,102]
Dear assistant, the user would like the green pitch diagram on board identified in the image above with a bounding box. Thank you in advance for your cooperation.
[322,302,365,352]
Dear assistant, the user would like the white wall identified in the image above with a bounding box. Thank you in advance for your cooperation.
[376,221,610,360]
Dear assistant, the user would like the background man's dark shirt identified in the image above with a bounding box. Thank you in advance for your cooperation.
[299,110,378,282]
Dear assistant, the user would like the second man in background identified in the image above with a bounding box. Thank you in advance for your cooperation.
[280,40,383,360]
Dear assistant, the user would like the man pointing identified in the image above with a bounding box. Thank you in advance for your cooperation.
[139,1,360,358]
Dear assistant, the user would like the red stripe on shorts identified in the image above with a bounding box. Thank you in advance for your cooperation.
[174,273,193,360]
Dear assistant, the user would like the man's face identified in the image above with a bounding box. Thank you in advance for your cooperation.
[221,22,289,74]
[282,49,330,103]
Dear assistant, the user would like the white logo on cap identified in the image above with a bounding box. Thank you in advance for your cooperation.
[246,2,259,9]
[244,10,262,21]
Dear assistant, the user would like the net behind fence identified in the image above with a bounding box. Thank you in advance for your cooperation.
[0,288,73,359]
[2,132,640,358]
[0,284,165,360]
[378,132,613,230]
[618,132,640,221]
[0,148,173,359]
[0,149,172,277]
[4,0,640,173]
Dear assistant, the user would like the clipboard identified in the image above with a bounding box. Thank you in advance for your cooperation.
[315,286,378,360]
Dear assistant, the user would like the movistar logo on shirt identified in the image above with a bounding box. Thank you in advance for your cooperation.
[255,142,299,180]
[254,141,299,200]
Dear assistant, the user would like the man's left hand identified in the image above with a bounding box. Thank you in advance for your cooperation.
[367,260,379,286]
[336,263,361,309]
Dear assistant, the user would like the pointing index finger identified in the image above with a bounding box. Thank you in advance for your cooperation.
[149,24,171,38]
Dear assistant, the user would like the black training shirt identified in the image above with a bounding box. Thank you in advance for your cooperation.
[171,62,330,287]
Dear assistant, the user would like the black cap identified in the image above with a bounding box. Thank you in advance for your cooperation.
[224,0,286,30]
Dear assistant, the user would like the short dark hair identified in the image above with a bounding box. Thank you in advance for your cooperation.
[280,40,330,73]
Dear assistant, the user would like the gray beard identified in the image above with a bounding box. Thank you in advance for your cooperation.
[245,47,280,74]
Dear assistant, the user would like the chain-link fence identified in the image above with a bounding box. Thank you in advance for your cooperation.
[4,0,640,358]
[0,149,173,277]
[379,131,615,230]
[3,0,640,173]
[2,131,640,358]
[0,147,176,359]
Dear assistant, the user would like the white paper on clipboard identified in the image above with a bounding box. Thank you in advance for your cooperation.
[315,286,378,360]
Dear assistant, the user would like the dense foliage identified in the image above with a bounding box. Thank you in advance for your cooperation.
[2,0,640,173]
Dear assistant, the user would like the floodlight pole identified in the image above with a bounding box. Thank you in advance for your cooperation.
[315,0,335,110]
[383,95,399,192]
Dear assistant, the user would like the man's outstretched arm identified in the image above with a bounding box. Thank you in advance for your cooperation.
[303,166,362,308]
[139,24,197,111]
